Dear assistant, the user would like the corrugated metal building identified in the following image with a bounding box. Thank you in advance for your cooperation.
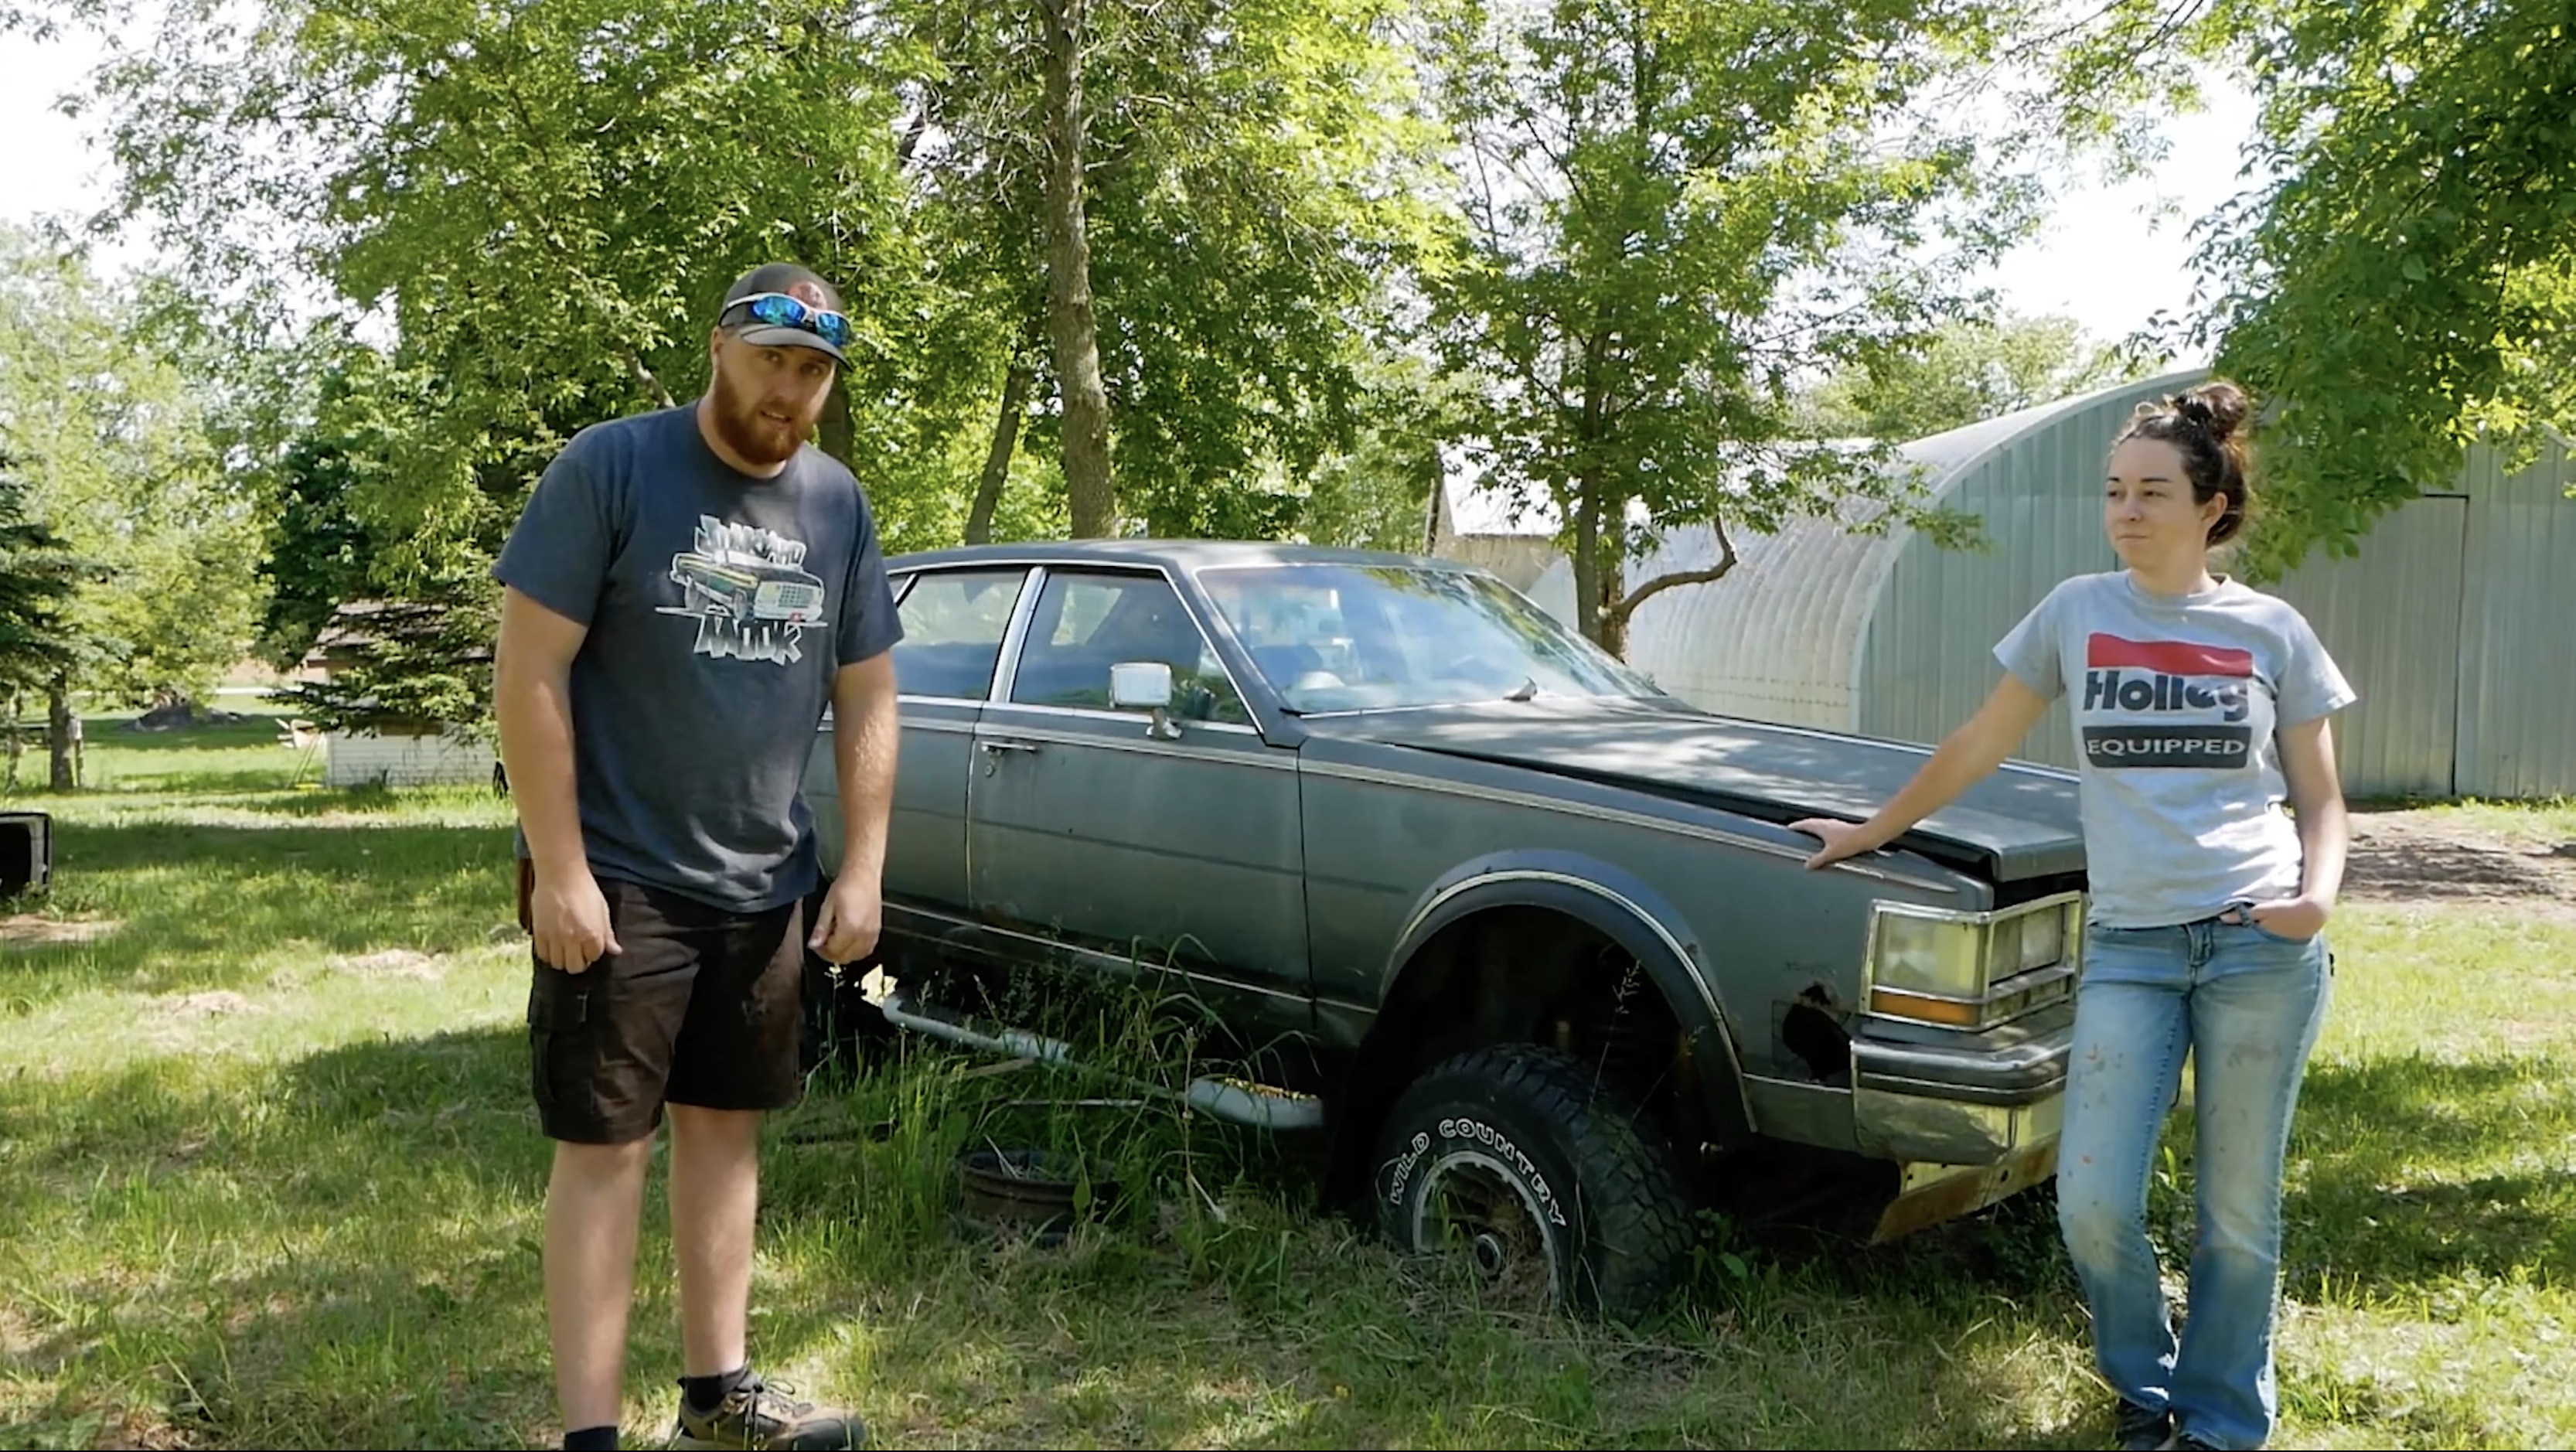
[1516,368,2576,799]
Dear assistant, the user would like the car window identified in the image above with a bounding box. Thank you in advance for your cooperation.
[1007,571,1251,725]
[1198,563,1661,713]
[890,568,1028,700]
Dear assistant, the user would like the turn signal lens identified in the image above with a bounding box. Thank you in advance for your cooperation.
[1868,987,1982,1027]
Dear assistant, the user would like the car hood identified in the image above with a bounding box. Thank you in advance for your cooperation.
[1303,697,2086,881]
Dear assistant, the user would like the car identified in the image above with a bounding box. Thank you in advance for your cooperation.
[670,550,830,626]
[801,539,2089,1321]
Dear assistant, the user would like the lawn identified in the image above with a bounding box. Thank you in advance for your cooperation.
[2,721,2571,1449]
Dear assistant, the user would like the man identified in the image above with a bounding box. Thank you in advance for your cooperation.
[493,261,901,1452]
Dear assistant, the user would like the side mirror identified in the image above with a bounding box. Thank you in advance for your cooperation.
[1109,661,1181,740]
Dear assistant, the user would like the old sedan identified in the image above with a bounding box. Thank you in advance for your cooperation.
[804,539,2088,1320]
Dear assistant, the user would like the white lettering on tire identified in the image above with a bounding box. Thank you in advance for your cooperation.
[1399,1114,1568,1229]
[1384,1130,1432,1205]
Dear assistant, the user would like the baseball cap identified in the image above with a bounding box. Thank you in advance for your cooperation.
[717,261,850,363]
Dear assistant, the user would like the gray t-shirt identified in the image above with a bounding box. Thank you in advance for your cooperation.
[1994,571,2356,929]
[493,402,904,914]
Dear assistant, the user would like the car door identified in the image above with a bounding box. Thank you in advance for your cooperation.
[968,565,1310,1038]
[809,564,1032,930]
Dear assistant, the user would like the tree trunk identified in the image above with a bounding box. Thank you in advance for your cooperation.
[1041,0,1116,537]
[4,690,19,793]
[819,375,856,469]
[46,677,74,792]
[1597,551,1628,660]
[1571,471,1603,649]
[965,363,1034,545]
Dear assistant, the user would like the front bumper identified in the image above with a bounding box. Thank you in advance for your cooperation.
[1849,1022,2070,1241]
[1849,1023,2070,1162]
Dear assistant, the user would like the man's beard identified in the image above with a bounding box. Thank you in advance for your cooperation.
[708,366,813,469]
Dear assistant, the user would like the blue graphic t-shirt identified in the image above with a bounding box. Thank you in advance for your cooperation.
[493,402,904,913]
[1993,571,2356,929]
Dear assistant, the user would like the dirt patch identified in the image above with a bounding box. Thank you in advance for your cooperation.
[2343,809,2576,920]
[0,1305,37,1360]
[0,914,121,948]
[326,949,447,982]
[90,1409,200,1450]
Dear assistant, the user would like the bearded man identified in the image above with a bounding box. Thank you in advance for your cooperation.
[492,262,901,1452]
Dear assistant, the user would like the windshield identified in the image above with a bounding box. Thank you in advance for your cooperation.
[1196,564,1664,714]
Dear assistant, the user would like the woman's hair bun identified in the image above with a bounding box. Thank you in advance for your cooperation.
[2173,380,2249,442]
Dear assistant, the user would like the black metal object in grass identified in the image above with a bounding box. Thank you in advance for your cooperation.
[955,1146,1123,1247]
[0,810,49,896]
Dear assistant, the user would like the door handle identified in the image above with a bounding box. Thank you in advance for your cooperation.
[977,738,1041,774]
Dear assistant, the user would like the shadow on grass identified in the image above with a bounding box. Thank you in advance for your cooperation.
[11,975,2567,1447]
[2283,1053,2576,1294]
[5,1022,1342,1450]
[43,1005,2535,1450]
[0,1026,561,1449]
[2,816,517,1007]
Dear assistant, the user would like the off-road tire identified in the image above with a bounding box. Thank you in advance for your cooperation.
[1371,1044,1695,1323]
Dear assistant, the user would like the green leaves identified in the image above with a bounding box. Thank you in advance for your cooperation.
[0,227,267,707]
[1421,0,2063,646]
[0,458,93,697]
[2198,0,2576,578]
[1795,314,2147,442]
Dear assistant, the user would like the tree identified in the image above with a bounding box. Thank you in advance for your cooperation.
[1423,0,2080,653]
[1289,350,1470,552]
[1038,0,1117,537]
[39,0,952,736]
[60,0,933,564]
[896,0,1450,543]
[0,227,267,782]
[56,0,1440,592]
[0,454,91,792]
[257,418,377,676]
[2189,0,2576,579]
[1794,312,2142,441]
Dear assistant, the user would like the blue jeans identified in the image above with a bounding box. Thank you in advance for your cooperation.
[2057,915,2332,1451]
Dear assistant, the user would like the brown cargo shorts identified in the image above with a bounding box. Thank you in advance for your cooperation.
[519,861,808,1144]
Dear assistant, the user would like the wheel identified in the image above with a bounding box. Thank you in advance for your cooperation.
[1371,1045,1694,1323]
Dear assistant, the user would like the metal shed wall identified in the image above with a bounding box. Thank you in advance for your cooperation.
[2452,431,2576,798]
[2264,497,2468,796]
[1613,402,2073,728]
[1855,371,2199,769]
[1508,369,2576,799]
[1854,369,2576,799]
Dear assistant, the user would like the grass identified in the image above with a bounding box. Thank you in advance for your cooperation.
[4,718,2574,1449]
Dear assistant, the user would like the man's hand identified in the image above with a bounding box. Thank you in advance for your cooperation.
[1787,817,1881,871]
[808,872,884,966]
[531,866,621,973]
[2238,895,2330,942]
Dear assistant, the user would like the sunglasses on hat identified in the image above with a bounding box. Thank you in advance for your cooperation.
[721,291,855,352]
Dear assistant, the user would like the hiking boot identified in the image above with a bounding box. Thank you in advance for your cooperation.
[2155,1434,2224,1451]
[2114,1397,2172,1450]
[671,1372,867,1450]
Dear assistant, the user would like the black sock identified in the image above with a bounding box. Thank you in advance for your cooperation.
[682,1365,749,1413]
[562,1427,618,1452]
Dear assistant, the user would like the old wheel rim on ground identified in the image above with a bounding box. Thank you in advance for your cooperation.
[1406,1147,1562,1304]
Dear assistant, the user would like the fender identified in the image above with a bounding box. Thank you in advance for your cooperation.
[1380,849,1757,1147]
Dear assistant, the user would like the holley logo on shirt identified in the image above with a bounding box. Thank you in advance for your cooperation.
[2080,633,2254,769]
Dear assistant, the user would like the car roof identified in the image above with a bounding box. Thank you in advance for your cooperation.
[886,538,1489,576]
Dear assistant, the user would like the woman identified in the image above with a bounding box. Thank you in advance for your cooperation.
[1792,380,2353,1452]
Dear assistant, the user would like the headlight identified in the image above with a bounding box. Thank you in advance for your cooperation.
[1876,914,1985,999]
[1981,906,2069,983]
[1866,896,2081,1030]
[2017,905,2067,973]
